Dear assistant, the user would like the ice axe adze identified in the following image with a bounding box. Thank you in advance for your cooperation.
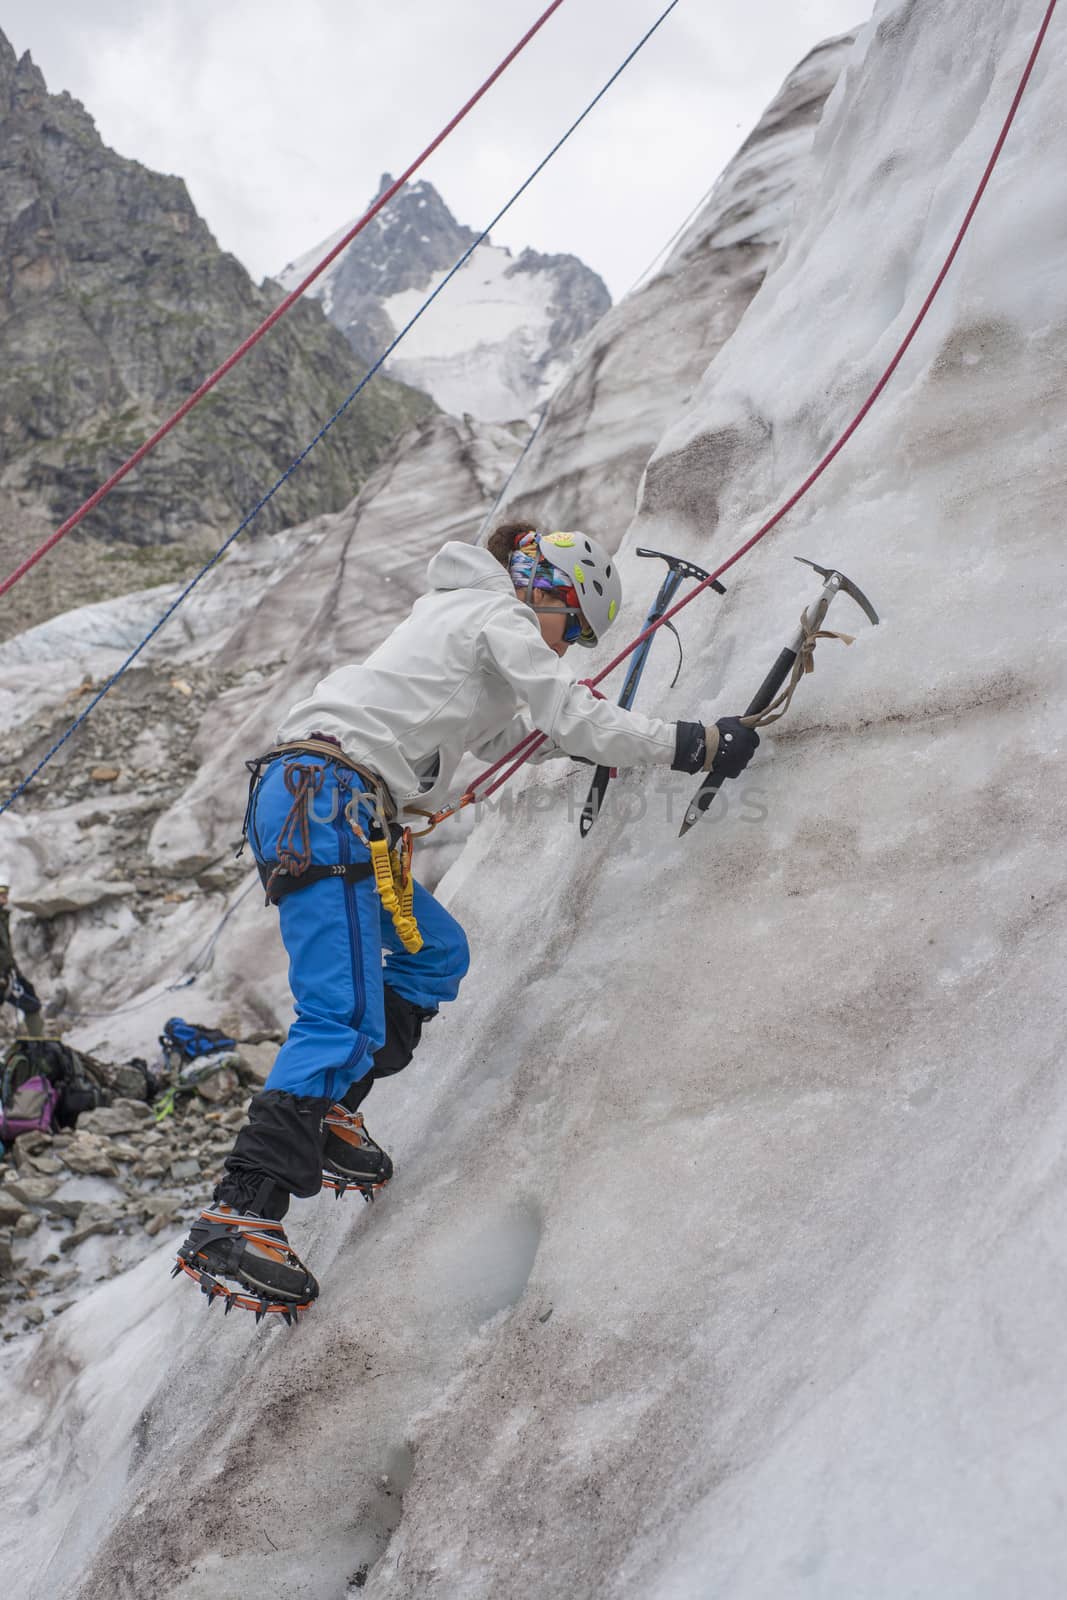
[580,547,726,836]
[678,557,879,837]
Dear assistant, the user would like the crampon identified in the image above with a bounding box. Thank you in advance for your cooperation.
[173,1205,318,1325]
[321,1104,393,1203]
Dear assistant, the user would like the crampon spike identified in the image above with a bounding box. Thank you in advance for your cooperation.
[323,1173,383,1204]
[172,1257,312,1326]
[170,1262,182,1278]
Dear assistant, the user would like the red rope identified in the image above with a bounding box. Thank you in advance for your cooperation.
[0,0,570,601]
[443,0,1059,822]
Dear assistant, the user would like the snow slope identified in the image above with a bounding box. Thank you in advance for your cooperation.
[6,2,1067,1595]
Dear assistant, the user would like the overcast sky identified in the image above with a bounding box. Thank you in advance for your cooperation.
[3,0,870,300]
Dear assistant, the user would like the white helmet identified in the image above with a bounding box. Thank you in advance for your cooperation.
[535,530,622,646]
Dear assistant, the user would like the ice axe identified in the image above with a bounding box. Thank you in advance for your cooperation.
[580,547,725,836]
[679,557,879,837]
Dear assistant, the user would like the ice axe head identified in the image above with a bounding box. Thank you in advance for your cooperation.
[794,557,879,626]
[636,546,725,593]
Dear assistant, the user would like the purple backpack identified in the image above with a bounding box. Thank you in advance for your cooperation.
[0,1073,60,1141]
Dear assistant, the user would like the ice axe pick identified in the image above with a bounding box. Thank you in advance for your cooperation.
[678,557,879,836]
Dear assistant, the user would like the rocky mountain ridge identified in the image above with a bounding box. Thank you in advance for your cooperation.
[0,31,434,638]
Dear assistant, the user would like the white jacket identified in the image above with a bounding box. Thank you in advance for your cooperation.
[276,541,678,815]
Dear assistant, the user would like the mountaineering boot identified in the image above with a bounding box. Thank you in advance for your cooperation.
[321,1103,394,1200]
[173,1204,319,1321]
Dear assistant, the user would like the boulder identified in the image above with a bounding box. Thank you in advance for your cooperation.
[60,1136,120,1178]
[145,1213,178,1237]
[13,1132,53,1157]
[14,879,138,919]
[195,1066,241,1104]
[0,1193,28,1227]
[59,1211,117,1253]
[133,1153,171,1180]
[77,1100,153,1137]
[234,1043,277,1085]
[27,1155,64,1177]
[104,1142,142,1162]
[3,1176,58,1205]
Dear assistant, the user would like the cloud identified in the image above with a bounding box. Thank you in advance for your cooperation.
[3,0,869,297]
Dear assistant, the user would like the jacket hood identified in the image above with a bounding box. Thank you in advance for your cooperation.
[426,540,515,595]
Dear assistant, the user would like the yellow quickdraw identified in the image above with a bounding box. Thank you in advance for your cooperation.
[346,796,423,954]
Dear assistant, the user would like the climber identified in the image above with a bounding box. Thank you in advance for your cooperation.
[0,884,44,1040]
[175,523,758,1318]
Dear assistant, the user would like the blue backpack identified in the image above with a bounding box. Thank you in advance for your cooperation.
[160,1017,237,1061]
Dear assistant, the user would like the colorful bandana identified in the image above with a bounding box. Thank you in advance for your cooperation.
[507,533,574,597]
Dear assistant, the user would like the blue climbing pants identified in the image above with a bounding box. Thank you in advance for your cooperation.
[247,755,469,1103]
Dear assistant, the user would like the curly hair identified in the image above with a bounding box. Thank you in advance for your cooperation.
[486,520,538,570]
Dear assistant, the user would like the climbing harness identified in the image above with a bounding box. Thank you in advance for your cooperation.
[679,557,880,835]
[580,546,726,836]
[264,760,324,899]
[0,0,685,820]
[244,740,422,953]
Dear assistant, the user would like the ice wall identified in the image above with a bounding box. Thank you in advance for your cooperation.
[499,33,855,539]
[5,2,1067,1596]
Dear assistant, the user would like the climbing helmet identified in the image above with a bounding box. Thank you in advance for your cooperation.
[532,530,622,646]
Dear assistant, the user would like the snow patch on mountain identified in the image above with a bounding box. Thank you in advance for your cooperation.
[383,243,570,420]
[277,177,610,422]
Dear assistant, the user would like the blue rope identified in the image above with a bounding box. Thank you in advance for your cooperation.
[476,404,549,543]
[1,0,683,818]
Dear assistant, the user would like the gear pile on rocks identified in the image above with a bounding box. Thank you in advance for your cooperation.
[0,1040,276,1339]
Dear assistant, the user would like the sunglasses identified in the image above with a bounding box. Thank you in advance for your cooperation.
[562,612,597,647]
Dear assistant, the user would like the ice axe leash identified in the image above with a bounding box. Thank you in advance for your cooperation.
[679,557,879,837]
[580,548,726,836]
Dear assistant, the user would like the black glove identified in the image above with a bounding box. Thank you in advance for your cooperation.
[672,718,760,777]
[708,717,759,779]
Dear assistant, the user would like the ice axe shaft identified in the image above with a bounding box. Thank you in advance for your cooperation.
[678,557,879,837]
[579,548,725,838]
